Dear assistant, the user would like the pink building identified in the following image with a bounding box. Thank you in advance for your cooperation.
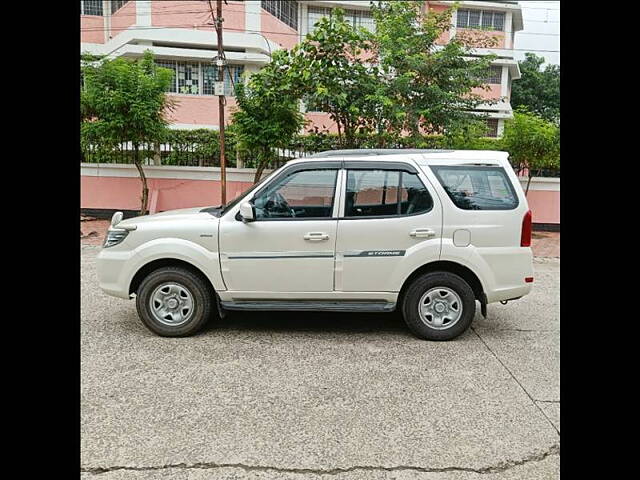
[81,2,559,226]
[81,0,524,136]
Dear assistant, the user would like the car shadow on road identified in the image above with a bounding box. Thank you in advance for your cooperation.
[200,309,413,337]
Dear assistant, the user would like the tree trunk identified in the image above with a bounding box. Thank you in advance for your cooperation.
[525,172,533,196]
[254,163,266,184]
[254,151,267,184]
[134,144,149,215]
[335,117,343,147]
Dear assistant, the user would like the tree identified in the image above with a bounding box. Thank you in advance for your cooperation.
[234,1,505,152]
[502,110,560,195]
[231,51,306,183]
[370,1,499,141]
[511,53,560,123]
[289,9,378,148]
[81,50,175,215]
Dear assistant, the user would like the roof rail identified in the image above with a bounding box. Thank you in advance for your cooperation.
[308,149,454,158]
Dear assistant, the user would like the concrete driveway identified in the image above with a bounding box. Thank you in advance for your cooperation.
[81,247,559,479]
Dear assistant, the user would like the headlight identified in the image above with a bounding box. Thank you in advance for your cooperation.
[103,229,129,248]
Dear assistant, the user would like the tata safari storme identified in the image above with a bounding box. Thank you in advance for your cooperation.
[97,150,534,341]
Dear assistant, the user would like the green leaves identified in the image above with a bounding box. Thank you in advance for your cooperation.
[234,2,521,154]
[511,53,560,123]
[230,59,306,179]
[80,50,175,149]
[502,109,560,175]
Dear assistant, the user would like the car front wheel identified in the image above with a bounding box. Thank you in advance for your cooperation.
[402,272,476,341]
[136,267,213,337]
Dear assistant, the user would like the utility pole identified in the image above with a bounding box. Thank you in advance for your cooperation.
[209,0,227,205]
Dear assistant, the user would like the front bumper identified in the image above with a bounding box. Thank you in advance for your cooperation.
[96,248,136,299]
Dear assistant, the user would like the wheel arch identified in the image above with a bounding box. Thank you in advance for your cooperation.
[397,260,486,308]
[129,258,215,297]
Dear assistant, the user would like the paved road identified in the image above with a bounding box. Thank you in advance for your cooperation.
[81,247,559,479]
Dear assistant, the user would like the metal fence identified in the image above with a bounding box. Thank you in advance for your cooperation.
[81,139,559,177]
[81,141,232,167]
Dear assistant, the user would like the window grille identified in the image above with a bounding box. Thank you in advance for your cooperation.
[81,0,103,16]
[457,9,506,31]
[262,0,298,31]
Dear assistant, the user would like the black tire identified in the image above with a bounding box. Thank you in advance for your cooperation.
[401,272,476,341]
[136,266,214,337]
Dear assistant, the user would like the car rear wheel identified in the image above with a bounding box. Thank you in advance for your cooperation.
[402,272,476,341]
[136,266,213,337]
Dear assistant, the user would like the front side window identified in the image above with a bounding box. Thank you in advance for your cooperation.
[431,166,518,210]
[253,169,338,219]
[345,169,433,217]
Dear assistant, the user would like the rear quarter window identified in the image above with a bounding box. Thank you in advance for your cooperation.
[430,166,519,210]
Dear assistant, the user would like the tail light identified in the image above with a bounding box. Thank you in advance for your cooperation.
[521,209,532,247]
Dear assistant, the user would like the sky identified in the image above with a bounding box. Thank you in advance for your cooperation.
[514,1,560,65]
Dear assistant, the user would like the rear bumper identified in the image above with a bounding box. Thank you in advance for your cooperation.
[478,247,534,304]
[486,283,533,303]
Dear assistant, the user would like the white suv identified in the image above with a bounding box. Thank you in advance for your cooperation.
[97,150,534,341]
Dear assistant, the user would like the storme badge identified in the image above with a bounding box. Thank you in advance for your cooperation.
[344,250,406,257]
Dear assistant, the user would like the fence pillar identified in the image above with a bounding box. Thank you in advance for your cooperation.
[236,151,244,169]
[148,188,159,215]
[153,143,161,166]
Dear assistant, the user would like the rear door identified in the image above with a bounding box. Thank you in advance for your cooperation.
[334,161,443,292]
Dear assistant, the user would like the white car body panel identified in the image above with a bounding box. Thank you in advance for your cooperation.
[96,150,533,308]
[218,218,338,292]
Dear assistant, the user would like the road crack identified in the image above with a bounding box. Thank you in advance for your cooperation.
[471,326,560,436]
[81,444,559,476]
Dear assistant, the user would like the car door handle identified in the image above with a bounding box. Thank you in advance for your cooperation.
[304,232,330,241]
[410,228,436,238]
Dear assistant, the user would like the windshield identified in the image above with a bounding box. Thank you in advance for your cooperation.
[219,165,286,215]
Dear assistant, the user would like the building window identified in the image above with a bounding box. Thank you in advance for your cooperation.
[307,6,375,34]
[202,64,244,96]
[156,60,243,97]
[457,9,505,31]
[202,65,217,96]
[224,65,244,96]
[81,0,103,16]
[111,1,130,14]
[485,66,502,84]
[262,0,298,31]
[484,118,499,138]
[155,60,177,93]
[177,62,201,95]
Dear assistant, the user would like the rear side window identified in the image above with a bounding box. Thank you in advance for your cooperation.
[431,166,519,210]
[345,169,433,217]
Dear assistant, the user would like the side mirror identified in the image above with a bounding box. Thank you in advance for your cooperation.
[239,202,255,223]
[111,211,123,227]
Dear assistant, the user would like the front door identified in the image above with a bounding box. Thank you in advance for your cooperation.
[334,165,442,292]
[219,166,340,293]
